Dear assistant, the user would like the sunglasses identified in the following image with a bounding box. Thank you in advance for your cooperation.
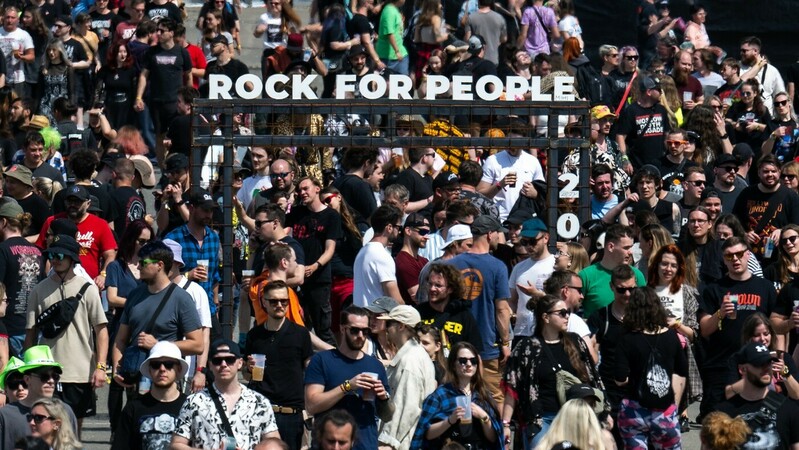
[720,166,739,172]
[666,140,688,146]
[210,356,238,366]
[741,91,753,97]
[31,371,60,383]
[781,235,799,246]
[457,357,478,366]
[688,180,706,187]
[565,285,582,294]
[270,172,291,179]
[775,100,789,107]
[267,298,289,306]
[710,104,722,110]
[27,414,55,425]
[614,286,635,294]
[135,238,149,246]
[781,174,797,181]
[346,326,370,336]
[548,308,570,318]
[6,379,27,390]
[624,55,639,61]
[322,195,338,205]
[414,228,431,236]
[140,258,161,266]
[149,360,178,371]
[47,253,66,261]
[255,219,272,228]
[723,250,746,261]
[608,53,619,58]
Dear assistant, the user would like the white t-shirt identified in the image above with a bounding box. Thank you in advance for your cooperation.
[740,63,786,115]
[509,254,555,337]
[481,150,545,221]
[567,314,590,337]
[237,174,272,210]
[655,284,684,321]
[0,28,34,84]
[558,15,582,38]
[258,11,284,50]
[352,241,397,307]
[177,277,212,377]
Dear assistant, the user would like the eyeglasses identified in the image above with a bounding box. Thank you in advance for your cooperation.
[565,285,582,294]
[393,223,403,229]
[723,250,747,261]
[424,153,436,158]
[210,356,238,366]
[719,166,739,172]
[140,259,161,266]
[322,195,338,205]
[781,235,799,246]
[710,104,722,111]
[781,173,797,181]
[267,298,290,306]
[666,140,687,146]
[457,357,478,366]
[270,172,291,179]
[47,253,66,261]
[135,238,149,246]
[613,286,635,294]
[775,100,789,107]
[520,238,535,247]
[741,91,753,97]
[608,53,619,58]
[31,371,60,383]
[688,180,706,187]
[149,360,178,371]
[346,326,370,336]
[27,414,56,425]
[623,55,639,61]
[414,228,431,236]
[548,308,570,318]
[6,379,27,390]
[653,69,666,75]
[255,219,271,228]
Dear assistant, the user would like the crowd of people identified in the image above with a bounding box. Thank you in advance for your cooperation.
[0,0,796,449]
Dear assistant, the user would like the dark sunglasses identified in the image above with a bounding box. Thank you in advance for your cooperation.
[6,379,27,390]
[27,414,55,425]
[149,360,178,371]
[614,286,635,294]
[457,357,478,366]
[414,228,431,236]
[774,100,789,107]
[135,238,149,246]
[781,235,799,246]
[781,173,797,181]
[270,172,291,179]
[47,253,66,261]
[720,166,739,172]
[688,180,706,187]
[723,250,746,261]
[210,356,238,366]
[31,371,60,382]
[548,308,570,318]
[267,298,289,306]
[565,285,583,294]
[741,91,753,97]
[346,326,370,336]
[624,55,639,61]
[255,219,271,228]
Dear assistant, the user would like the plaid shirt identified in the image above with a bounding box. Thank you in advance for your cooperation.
[165,225,221,314]
[411,383,503,450]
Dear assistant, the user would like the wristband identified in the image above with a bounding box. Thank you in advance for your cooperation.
[97,363,107,370]
[720,133,729,139]
[100,270,106,277]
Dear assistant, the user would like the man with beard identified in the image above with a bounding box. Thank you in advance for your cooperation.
[352,205,403,307]
[35,185,117,288]
[712,154,747,214]
[416,223,474,303]
[739,36,785,115]
[322,44,375,98]
[165,189,222,331]
[19,131,61,183]
[287,177,343,346]
[416,263,482,350]
[509,218,555,341]
[732,154,799,261]
[8,98,32,151]
[2,165,50,237]
[716,342,799,449]
[394,213,429,305]
[332,147,378,227]
[25,235,108,432]
[579,224,645,318]
[615,75,671,171]
[112,341,188,450]
[305,306,393,450]
[432,171,461,208]
[672,50,704,110]
[252,159,297,213]
[699,237,781,422]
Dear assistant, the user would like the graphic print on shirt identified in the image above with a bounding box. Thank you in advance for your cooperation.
[139,413,177,450]
[739,407,779,450]
[12,247,41,316]
[459,268,484,301]
[156,55,177,65]
[76,230,95,257]
[126,197,146,226]
[635,114,664,137]
[743,198,781,256]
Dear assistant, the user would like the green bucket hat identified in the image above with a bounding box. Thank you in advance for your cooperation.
[0,357,26,389]
[18,345,63,374]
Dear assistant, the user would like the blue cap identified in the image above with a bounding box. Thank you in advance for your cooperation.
[520,218,548,238]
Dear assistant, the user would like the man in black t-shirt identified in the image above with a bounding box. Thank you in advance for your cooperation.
[394,147,434,215]
[146,0,182,24]
[443,35,498,85]
[52,150,116,224]
[660,129,697,200]
[111,341,188,450]
[110,158,147,237]
[201,34,250,98]
[54,16,91,118]
[716,342,799,450]
[348,0,384,71]
[332,147,378,227]
[2,165,50,238]
[245,280,312,450]
[615,74,671,171]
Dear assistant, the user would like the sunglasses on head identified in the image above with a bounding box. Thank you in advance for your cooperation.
[723,250,746,261]
[149,360,178,371]
[210,356,238,366]
[457,357,478,366]
[267,298,289,306]
[781,235,799,246]
[27,414,55,425]
[347,326,370,336]
[548,308,570,318]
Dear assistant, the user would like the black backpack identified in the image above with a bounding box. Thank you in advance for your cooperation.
[636,333,672,408]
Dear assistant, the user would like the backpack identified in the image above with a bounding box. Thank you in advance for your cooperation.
[636,333,672,408]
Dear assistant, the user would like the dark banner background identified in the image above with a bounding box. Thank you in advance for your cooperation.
[576,0,799,74]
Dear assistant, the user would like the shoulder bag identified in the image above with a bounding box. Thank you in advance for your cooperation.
[119,284,177,383]
[36,282,91,339]
[531,6,552,45]
[540,338,583,406]
[208,382,238,450]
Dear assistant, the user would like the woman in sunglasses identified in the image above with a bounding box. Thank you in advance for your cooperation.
[615,287,687,449]
[779,161,799,195]
[764,224,799,293]
[725,79,771,151]
[411,341,503,450]
[29,398,81,450]
[501,295,603,449]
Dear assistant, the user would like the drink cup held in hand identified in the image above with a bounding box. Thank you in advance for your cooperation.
[252,354,266,381]
[362,372,378,401]
[196,260,209,281]
[241,269,255,280]
[793,301,799,328]
[683,91,693,103]
[507,171,517,188]
[728,294,738,320]
[455,395,472,423]
[764,238,775,258]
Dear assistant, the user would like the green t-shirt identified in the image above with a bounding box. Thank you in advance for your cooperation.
[376,3,407,60]
[579,263,646,317]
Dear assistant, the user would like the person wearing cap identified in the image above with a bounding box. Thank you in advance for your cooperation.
[332,148,379,227]
[463,0,505,65]
[237,147,273,212]
[173,338,280,449]
[459,160,500,221]
[51,150,117,224]
[112,341,188,450]
[712,153,747,214]
[244,279,312,450]
[35,184,118,286]
[133,18,192,168]
[375,305,436,449]
[715,341,799,449]
[448,214,511,404]
[25,233,108,428]
[203,32,251,96]
[432,171,461,206]
[509,218,555,340]
[0,345,79,449]
[698,188,722,223]
[732,153,799,261]
[362,296,399,364]
[2,164,50,237]
[164,188,222,321]
[476,120,545,222]
[443,34,498,86]
[615,73,672,172]
[416,220,475,303]
[394,213,430,305]
[19,131,62,184]
[0,5,35,97]
[350,0,385,71]
[0,197,43,357]
[394,148,435,215]
[628,164,681,236]
[352,205,404,307]
[374,0,408,75]
[305,306,393,450]
[108,158,148,237]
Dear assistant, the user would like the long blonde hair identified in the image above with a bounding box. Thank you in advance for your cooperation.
[534,399,606,450]
[32,398,82,450]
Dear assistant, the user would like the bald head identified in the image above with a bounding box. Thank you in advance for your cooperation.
[270,159,295,190]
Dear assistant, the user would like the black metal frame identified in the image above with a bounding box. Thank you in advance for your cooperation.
[191,98,592,339]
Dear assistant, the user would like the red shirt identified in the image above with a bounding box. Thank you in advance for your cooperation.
[394,251,428,305]
[185,43,207,89]
[36,213,118,279]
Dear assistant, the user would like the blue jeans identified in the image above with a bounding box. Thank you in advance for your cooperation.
[8,334,24,358]
[382,57,409,75]
[527,413,556,449]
